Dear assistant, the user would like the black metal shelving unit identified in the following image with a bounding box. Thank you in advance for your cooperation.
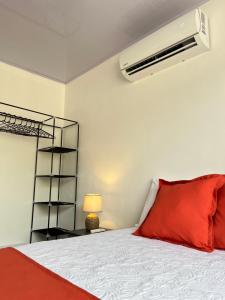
[0,102,79,243]
[30,116,79,243]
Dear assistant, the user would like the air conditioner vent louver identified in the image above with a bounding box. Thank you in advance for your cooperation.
[201,12,206,35]
[125,36,197,76]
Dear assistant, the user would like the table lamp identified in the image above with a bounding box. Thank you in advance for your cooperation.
[83,194,103,231]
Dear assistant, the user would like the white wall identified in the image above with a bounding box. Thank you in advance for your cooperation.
[65,0,225,229]
[0,0,223,244]
[0,61,64,246]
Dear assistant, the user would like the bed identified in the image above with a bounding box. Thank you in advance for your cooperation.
[5,227,225,299]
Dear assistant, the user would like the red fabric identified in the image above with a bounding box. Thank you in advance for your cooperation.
[214,185,225,249]
[0,247,98,300]
[191,174,225,250]
[134,175,225,252]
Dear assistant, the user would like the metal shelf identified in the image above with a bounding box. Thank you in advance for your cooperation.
[34,201,74,206]
[38,146,77,153]
[36,174,76,178]
[32,227,73,237]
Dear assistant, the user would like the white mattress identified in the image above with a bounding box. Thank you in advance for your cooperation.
[17,228,225,300]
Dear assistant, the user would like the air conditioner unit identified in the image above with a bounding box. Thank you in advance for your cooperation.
[119,9,209,82]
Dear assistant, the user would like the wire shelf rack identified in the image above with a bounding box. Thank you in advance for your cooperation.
[0,101,79,243]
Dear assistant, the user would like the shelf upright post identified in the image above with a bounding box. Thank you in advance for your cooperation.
[74,123,80,230]
[30,124,40,243]
[47,117,56,240]
[56,127,63,229]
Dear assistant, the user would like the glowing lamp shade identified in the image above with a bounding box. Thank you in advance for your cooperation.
[83,194,103,213]
[83,194,103,231]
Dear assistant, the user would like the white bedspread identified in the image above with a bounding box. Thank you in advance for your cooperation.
[17,228,225,300]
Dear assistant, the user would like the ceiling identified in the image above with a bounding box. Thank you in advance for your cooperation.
[0,0,208,83]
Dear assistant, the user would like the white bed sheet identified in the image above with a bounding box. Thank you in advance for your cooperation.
[17,228,225,300]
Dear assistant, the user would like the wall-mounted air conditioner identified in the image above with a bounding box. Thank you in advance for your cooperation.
[119,9,209,82]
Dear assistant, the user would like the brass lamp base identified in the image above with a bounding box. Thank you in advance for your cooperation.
[85,213,99,231]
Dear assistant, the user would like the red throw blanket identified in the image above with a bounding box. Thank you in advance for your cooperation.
[0,247,99,300]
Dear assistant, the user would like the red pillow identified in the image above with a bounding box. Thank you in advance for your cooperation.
[198,174,225,250]
[134,176,225,252]
[214,185,225,249]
